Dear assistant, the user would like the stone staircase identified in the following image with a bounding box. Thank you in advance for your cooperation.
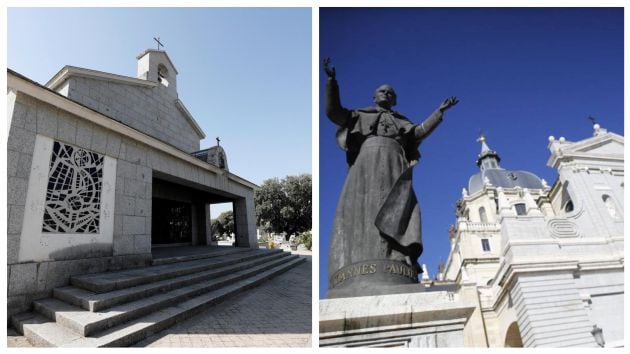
[11,247,305,347]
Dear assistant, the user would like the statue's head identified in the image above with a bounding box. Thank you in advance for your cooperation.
[373,84,397,109]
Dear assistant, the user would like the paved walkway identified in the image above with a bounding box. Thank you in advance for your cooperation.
[8,251,312,348]
[135,252,312,347]
[7,328,32,347]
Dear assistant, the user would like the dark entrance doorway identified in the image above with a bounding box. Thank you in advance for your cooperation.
[152,198,192,246]
[151,173,249,250]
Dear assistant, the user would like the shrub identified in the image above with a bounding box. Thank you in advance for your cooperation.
[298,231,312,250]
[264,234,275,249]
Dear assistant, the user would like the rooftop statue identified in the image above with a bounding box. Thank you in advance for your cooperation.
[323,58,458,296]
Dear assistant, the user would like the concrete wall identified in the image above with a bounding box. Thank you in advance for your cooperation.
[62,76,200,153]
[7,91,256,316]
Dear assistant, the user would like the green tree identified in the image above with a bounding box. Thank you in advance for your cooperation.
[255,174,311,240]
[212,210,234,238]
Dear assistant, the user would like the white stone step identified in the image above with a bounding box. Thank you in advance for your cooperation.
[34,254,301,336]
[15,256,305,347]
[71,248,282,293]
[53,251,290,311]
[15,314,86,347]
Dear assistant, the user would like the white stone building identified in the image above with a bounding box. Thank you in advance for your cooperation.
[443,125,624,347]
[7,49,260,317]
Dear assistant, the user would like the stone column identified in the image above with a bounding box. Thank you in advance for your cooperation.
[522,189,542,216]
[233,195,258,249]
[497,187,515,218]
[205,203,217,246]
[190,203,199,245]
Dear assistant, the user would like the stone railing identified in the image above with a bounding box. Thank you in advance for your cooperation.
[458,221,501,232]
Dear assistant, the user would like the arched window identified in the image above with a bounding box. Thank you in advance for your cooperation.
[504,322,524,347]
[564,200,574,213]
[514,203,527,216]
[479,207,487,222]
[561,182,574,213]
[157,64,169,87]
[602,195,619,219]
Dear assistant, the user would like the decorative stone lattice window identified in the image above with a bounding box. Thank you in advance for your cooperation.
[42,141,104,233]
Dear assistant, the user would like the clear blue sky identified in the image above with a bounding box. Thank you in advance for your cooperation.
[8,7,312,188]
[319,8,624,298]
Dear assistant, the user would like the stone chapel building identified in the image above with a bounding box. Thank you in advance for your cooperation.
[7,49,260,317]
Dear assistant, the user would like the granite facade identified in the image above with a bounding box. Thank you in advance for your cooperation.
[7,70,257,316]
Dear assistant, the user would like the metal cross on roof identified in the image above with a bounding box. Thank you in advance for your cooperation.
[153,37,164,51]
[216,137,221,146]
[588,115,597,125]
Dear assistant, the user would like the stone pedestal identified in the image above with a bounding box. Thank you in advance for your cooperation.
[319,289,476,347]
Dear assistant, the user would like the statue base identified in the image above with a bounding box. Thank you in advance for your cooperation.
[319,289,476,347]
[328,259,419,298]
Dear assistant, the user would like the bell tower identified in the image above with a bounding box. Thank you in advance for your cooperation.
[136,49,179,97]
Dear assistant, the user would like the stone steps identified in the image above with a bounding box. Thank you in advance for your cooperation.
[36,255,297,336]
[12,249,305,347]
[70,248,279,293]
[53,250,288,312]
[150,246,252,266]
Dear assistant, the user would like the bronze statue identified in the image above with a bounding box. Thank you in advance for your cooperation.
[323,58,457,296]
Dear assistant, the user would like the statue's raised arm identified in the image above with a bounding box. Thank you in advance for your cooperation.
[323,58,350,125]
[413,96,459,141]
[323,57,336,79]
[439,96,459,112]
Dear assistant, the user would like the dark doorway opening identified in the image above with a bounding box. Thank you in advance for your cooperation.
[151,174,242,250]
[152,198,192,246]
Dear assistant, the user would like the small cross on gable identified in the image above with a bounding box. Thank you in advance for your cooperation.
[153,37,164,51]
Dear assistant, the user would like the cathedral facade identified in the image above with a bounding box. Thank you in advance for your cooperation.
[443,124,624,347]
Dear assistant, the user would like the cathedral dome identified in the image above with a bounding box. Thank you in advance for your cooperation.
[467,134,544,194]
[468,169,544,194]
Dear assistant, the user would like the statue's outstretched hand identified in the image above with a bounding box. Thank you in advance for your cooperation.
[439,96,459,112]
[323,57,336,79]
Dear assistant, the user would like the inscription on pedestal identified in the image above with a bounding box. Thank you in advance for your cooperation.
[331,260,418,288]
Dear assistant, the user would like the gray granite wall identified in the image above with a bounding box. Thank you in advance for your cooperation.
[7,92,255,316]
[63,76,201,153]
